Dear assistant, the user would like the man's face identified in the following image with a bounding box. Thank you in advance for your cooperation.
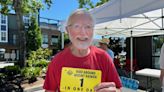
[99,43,107,50]
[67,14,94,50]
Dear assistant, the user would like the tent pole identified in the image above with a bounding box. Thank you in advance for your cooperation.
[162,8,164,29]
[61,32,64,49]
[59,21,65,50]
[130,31,133,79]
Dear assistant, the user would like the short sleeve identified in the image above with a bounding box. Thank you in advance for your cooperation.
[43,61,57,91]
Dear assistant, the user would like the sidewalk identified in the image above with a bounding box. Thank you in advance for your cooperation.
[23,78,44,92]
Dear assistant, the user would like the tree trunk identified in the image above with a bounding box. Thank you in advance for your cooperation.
[14,0,26,67]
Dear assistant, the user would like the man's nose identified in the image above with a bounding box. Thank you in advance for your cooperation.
[79,26,87,34]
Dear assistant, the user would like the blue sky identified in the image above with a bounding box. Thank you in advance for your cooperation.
[40,0,102,39]
[40,0,79,21]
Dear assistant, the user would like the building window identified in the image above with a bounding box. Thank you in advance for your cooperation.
[1,15,6,24]
[23,16,30,24]
[51,35,58,45]
[13,34,16,45]
[23,16,30,29]
[1,25,6,31]
[1,32,6,41]
[0,14,8,42]
[152,35,164,69]
[42,34,48,44]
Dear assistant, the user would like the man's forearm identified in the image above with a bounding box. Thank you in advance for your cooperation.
[160,69,164,82]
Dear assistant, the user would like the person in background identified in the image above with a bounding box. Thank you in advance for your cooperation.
[43,9,122,92]
[99,38,115,60]
[160,43,164,92]
[64,39,71,49]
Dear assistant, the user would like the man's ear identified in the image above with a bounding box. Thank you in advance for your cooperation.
[66,27,69,34]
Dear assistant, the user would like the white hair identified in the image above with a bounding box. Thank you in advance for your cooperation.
[66,9,95,26]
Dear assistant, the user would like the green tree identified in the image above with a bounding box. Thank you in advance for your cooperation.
[26,16,42,55]
[64,32,69,41]
[0,0,52,67]
[78,0,109,9]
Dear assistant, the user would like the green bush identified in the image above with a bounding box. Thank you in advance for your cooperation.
[26,59,49,68]
[24,48,51,81]
[28,48,52,60]
[4,65,21,76]
[21,67,41,80]
[35,59,49,68]
[26,48,51,68]
[26,59,33,67]
[0,73,6,79]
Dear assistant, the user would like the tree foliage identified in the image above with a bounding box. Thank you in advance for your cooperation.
[26,16,42,54]
[0,0,52,15]
[0,0,52,67]
[78,0,109,9]
[28,48,52,61]
[64,32,69,41]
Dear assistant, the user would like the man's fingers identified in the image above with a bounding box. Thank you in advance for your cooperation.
[94,82,116,91]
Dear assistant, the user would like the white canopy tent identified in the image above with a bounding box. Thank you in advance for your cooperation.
[94,9,164,37]
[90,0,164,78]
[90,0,164,24]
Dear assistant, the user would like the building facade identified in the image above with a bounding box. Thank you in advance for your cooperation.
[40,22,61,55]
[0,14,61,61]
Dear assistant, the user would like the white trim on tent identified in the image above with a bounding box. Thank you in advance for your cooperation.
[90,0,164,78]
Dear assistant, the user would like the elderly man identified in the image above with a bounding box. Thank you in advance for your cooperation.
[43,9,122,92]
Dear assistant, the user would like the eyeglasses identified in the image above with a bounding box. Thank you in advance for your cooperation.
[67,24,94,31]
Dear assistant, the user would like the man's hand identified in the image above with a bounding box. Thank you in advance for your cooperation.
[94,82,117,92]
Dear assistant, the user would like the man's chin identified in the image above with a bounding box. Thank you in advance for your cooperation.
[74,45,90,50]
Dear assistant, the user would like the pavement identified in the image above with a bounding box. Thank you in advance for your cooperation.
[22,78,44,92]
[24,84,43,92]
[34,90,45,92]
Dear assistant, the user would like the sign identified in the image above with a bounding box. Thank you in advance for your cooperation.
[4,53,10,59]
[60,67,102,92]
[0,48,5,54]
[41,44,48,48]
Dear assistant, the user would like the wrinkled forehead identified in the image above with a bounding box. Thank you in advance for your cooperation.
[67,13,94,25]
